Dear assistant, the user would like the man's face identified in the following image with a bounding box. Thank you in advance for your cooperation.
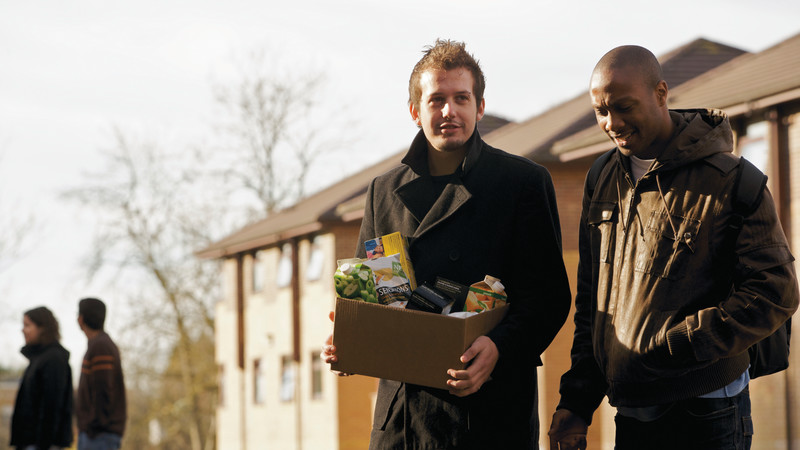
[590,67,670,159]
[410,68,485,154]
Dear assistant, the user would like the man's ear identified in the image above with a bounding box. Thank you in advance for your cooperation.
[476,97,485,122]
[409,102,421,126]
[655,80,669,107]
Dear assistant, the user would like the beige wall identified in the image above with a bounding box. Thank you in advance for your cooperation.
[215,229,373,450]
[245,247,298,448]
[298,235,341,450]
[216,258,243,449]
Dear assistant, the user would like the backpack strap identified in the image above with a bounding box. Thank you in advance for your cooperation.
[586,149,616,198]
[722,157,790,378]
[728,157,767,233]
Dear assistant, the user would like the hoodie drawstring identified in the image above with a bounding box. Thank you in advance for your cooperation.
[656,173,678,240]
[616,176,627,233]
[618,170,648,239]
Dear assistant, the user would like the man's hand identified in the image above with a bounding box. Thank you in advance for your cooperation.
[320,311,350,376]
[548,409,588,450]
[446,335,498,397]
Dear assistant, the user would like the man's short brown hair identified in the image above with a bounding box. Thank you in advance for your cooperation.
[79,297,106,331]
[408,39,485,110]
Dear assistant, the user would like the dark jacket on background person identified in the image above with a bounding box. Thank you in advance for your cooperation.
[558,109,799,423]
[76,331,127,438]
[10,342,74,449]
[358,128,572,449]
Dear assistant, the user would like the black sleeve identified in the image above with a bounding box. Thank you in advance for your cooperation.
[487,166,572,374]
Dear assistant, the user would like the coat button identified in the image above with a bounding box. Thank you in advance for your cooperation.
[449,250,460,261]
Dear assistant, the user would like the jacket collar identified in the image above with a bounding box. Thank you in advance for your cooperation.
[400,126,483,177]
[395,127,482,237]
[652,109,732,172]
[615,109,733,180]
[20,342,61,360]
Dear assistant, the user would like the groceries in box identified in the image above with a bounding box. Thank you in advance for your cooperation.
[333,232,508,315]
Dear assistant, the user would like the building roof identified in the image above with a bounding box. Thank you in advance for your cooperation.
[196,151,403,259]
[670,31,800,113]
[477,114,512,135]
[553,32,800,160]
[484,38,747,162]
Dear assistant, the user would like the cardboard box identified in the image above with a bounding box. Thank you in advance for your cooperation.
[331,297,508,390]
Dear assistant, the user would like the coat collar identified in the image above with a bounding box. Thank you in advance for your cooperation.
[20,342,62,360]
[400,126,483,177]
[395,127,482,237]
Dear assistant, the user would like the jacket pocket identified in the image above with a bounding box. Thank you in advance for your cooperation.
[587,201,618,264]
[636,211,701,280]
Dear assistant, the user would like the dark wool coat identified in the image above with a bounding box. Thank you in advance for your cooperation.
[357,129,571,449]
[11,342,74,448]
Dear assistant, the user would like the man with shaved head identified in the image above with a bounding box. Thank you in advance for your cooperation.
[548,45,798,449]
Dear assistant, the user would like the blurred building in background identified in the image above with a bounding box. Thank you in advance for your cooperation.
[0,377,19,446]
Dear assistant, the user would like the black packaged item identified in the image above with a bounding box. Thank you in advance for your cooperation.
[407,284,451,314]
[434,277,469,312]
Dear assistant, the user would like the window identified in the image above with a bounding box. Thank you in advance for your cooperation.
[280,355,296,402]
[276,243,294,288]
[311,350,323,399]
[148,419,163,445]
[306,236,324,281]
[252,251,265,293]
[253,359,265,405]
[739,121,769,174]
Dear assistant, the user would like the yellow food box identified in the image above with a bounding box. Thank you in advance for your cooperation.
[380,232,417,290]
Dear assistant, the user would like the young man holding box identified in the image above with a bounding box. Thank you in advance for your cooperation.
[323,39,571,449]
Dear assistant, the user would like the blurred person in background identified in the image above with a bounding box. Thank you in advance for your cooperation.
[10,306,74,450]
[76,297,126,450]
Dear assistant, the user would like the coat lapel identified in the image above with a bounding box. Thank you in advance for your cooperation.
[393,127,481,238]
[395,177,472,238]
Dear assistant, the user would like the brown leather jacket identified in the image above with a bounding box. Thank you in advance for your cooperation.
[559,109,799,422]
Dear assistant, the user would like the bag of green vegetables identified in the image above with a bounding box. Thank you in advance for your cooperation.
[334,258,378,304]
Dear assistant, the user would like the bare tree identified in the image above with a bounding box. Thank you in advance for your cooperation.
[65,128,220,450]
[0,153,35,275]
[213,48,353,218]
[0,152,37,350]
[64,47,354,449]
[0,212,34,274]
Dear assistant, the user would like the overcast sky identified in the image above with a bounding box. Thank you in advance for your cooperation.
[1,0,799,373]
